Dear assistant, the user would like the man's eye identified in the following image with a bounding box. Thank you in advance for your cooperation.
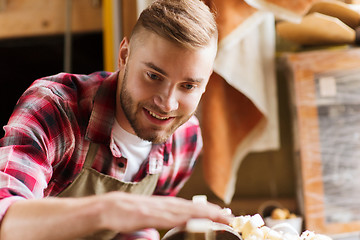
[183,84,195,90]
[147,72,160,80]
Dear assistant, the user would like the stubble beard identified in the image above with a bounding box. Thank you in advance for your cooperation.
[120,68,193,144]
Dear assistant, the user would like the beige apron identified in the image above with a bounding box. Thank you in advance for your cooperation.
[58,142,160,240]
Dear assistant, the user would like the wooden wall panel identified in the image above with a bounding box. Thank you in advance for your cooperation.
[0,0,102,39]
[121,0,138,39]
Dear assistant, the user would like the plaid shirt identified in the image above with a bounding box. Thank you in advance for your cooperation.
[0,71,203,239]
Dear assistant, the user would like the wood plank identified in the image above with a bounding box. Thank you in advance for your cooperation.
[121,0,138,38]
[276,12,355,46]
[0,0,102,39]
[308,0,360,29]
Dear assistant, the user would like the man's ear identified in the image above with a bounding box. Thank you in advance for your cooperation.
[118,37,129,69]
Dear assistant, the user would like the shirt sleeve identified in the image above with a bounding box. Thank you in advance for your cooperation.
[154,116,203,197]
[114,228,160,240]
[170,124,203,196]
[0,83,75,222]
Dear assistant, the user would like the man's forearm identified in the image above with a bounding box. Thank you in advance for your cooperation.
[0,192,232,240]
[0,196,104,240]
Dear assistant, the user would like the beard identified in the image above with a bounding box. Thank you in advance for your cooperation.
[119,67,193,144]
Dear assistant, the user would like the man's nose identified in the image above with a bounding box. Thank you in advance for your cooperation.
[154,88,179,112]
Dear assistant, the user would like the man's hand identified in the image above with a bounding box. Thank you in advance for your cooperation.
[98,192,232,233]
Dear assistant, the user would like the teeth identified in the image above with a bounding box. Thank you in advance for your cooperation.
[148,110,170,120]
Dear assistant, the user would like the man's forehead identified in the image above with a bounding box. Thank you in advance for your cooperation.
[129,27,217,53]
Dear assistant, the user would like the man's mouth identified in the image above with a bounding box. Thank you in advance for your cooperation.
[147,109,171,120]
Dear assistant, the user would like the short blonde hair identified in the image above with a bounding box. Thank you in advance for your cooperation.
[131,0,218,49]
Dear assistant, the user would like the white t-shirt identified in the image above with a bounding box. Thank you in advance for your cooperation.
[111,119,152,182]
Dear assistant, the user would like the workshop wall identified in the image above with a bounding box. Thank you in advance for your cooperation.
[0,0,104,134]
[0,0,298,216]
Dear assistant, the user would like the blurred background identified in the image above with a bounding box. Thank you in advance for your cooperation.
[2,0,360,238]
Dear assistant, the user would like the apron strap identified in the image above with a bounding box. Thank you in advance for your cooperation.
[83,142,100,168]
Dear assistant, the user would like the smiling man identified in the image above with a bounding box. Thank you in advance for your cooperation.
[0,0,228,240]
[117,29,216,144]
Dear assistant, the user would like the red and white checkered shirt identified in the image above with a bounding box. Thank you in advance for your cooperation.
[0,71,203,239]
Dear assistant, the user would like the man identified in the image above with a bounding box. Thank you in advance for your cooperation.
[0,0,230,239]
